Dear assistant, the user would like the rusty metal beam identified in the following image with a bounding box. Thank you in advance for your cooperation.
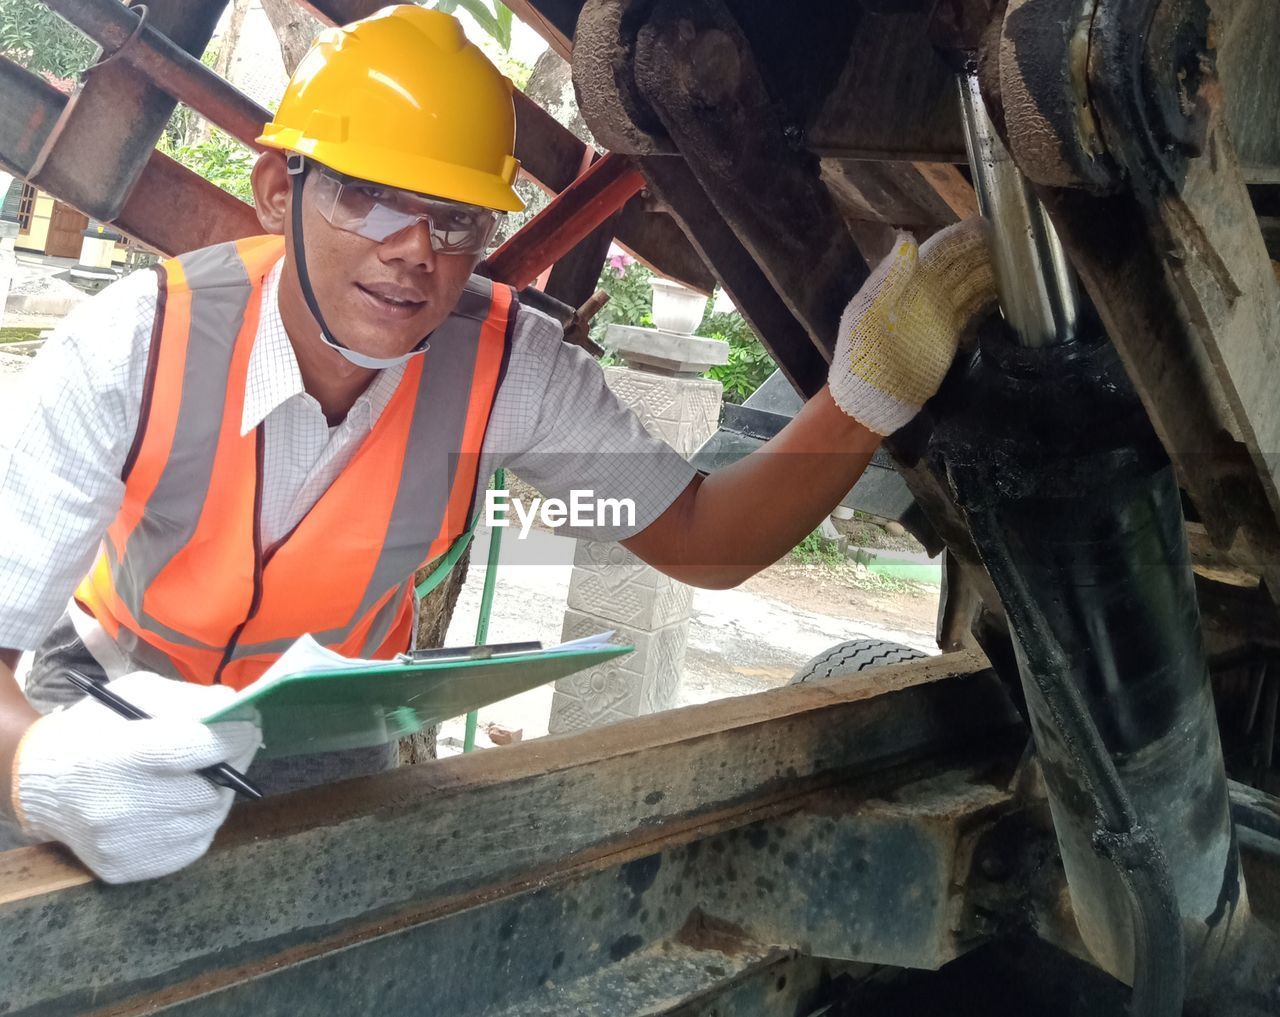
[0,56,261,254]
[483,152,645,290]
[27,0,227,221]
[101,770,1016,1016]
[39,0,269,150]
[540,212,618,308]
[0,652,1021,1016]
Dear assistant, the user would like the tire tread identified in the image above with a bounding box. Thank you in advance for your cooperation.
[790,637,926,684]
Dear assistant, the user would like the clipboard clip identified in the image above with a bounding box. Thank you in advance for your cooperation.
[396,640,543,664]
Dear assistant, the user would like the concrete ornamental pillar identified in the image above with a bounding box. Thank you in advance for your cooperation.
[71,223,123,292]
[549,322,727,733]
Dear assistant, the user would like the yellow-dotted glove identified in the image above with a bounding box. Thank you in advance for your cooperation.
[829,217,996,435]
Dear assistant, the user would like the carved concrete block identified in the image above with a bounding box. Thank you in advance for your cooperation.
[547,609,689,733]
[602,366,722,457]
[549,353,725,735]
[567,540,694,630]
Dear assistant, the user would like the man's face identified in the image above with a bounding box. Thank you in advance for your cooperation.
[295,169,481,358]
[255,153,484,365]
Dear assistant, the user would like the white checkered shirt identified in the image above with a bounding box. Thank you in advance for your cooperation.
[0,256,696,651]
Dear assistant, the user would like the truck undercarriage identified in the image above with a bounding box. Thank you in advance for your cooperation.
[3,0,1280,1013]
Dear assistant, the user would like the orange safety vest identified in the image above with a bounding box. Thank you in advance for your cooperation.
[76,235,514,688]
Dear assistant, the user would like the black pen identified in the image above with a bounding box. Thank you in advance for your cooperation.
[64,669,263,801]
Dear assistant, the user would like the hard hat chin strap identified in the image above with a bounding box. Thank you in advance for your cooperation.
[286,156,431,371]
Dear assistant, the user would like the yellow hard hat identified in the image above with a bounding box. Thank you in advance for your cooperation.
[257,5,524,212]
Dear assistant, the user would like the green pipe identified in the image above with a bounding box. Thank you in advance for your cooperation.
[464,468,505,753]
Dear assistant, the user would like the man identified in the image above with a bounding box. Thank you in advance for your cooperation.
[0,6,994,883]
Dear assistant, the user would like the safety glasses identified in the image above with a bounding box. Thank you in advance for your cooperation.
[298,157,502,255]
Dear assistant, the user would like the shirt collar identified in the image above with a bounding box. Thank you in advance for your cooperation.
[241,257,304,436]
[240,257,409,437]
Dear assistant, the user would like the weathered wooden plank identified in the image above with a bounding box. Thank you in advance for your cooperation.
[913,161,980,220]
[1156,121,1280,542]
[610,193,717,294]
[1040,177,1280,594]
[0,652,1009,1016]
[822,159,973,228]
[1214,0,1280,183]
[806,8,968,163]
[637,156,830,395]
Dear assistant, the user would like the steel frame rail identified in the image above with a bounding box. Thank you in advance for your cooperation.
[1,652,1028,1016]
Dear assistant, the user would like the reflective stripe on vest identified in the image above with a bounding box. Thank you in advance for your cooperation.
[76,234,514,688]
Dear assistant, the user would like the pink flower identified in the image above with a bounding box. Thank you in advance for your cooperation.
[608,251,634,275]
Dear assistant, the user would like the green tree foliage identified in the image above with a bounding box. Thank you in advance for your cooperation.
[152,49,257,204]
[0,0,96,79]
[700,308,773,404]
[592,259,776,403]
[158,127,256,204]
[431,0,513,50]
[591,260,655,338]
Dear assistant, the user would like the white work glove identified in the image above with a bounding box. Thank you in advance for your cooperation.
[829,217,997,435]
[11,672,260,884]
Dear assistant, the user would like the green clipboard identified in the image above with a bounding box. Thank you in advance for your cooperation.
[202,641,633,759]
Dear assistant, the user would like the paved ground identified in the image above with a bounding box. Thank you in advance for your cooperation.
[0,353,23,395]
[438,526,936,752]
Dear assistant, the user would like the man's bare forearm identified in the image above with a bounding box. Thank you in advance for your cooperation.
[0,648,38,821]
[624,386,881,588]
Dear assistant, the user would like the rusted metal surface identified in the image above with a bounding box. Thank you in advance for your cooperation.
[0,56,63,177]
[28,0,227,222]
[136,767,1020,1016]
[0,652,1027,1015]
[0,56,260,254]
[541,210,620,307]
[39,0,269,150]
[482,152,646,290]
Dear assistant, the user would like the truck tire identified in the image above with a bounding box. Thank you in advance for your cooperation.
[789,638,925,684]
